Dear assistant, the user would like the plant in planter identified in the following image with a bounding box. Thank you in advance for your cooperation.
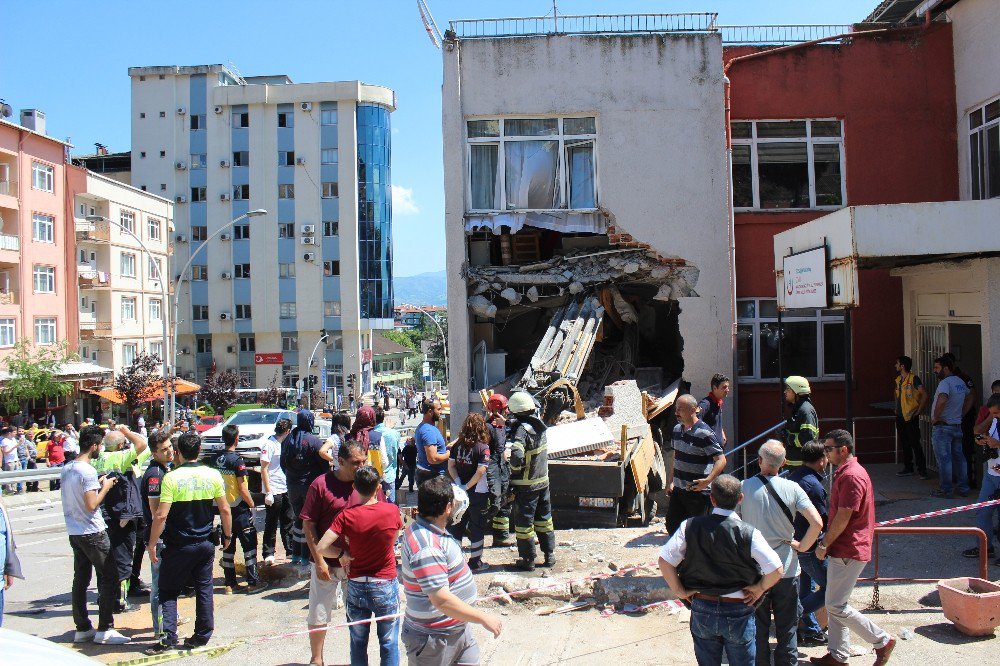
[937,577,1000,636]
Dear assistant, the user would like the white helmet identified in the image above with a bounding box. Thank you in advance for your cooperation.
[450,482,470,525]
[508,391,537,416]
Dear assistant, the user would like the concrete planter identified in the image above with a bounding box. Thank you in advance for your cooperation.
[937,577,1000,636]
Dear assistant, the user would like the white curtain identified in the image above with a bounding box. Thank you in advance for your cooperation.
[505,140,559,209]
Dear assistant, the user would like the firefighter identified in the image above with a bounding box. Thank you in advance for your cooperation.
[782,376,819,467]
[484,394,513,546]
[507,391,556,572]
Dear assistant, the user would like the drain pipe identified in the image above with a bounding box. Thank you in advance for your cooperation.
[723,73,740,471]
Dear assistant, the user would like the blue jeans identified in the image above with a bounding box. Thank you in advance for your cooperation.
[382,481,396,504]
[974,472,1000,549]
[798,551,828,634]
[150,541,163,636]
[931,424,970,494]
[346,578,400,666]
[690,597,756,666]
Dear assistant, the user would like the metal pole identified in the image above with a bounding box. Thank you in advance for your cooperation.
[404,304,448,385]
[844,307,855,433]
[777,308,784,418]
[305,333,329,411]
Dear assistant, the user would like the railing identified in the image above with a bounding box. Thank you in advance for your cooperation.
[75,220,111,242]
[730,421,784,478]
[449,12,718,39]
[80,321,112,338]
[0,291,15,305]
[0,232,19,252]
[719,24,855,45]
[0,180,16,197]
[0,467,63,485]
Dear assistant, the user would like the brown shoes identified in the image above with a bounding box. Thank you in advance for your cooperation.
[809,655,848,666]
[873,637,897,665]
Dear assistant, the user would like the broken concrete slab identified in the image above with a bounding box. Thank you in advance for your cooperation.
[593,574,674,607]
[487,573,574,602]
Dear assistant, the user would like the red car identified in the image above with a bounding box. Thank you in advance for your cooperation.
[195,415,225,433]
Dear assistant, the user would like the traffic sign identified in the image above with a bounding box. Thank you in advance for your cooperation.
[321,368,328,393]
[254,352,284,365]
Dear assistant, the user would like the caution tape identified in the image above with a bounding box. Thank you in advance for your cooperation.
[874,497,1000,526]
[108,640,245,666]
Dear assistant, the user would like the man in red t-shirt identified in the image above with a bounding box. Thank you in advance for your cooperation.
[300,440,382,666]
[46,433,66,491]
[318,465,402,665]
[812,430,896,666]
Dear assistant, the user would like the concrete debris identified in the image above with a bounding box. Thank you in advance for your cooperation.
[568,281,584,294]
[487,573,573,602]
[468,295,497,319]
[500,287,521,305]
[593,574,673,607]
[526,286,540,302]
[601,380,650,439]
[611,287,637,324]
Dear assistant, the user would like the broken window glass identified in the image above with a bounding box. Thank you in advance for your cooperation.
[813,144,843,206]
[505,118,558,136]
[563,117,596,135]
[732,144,753,208]
[566,140,596,209]
[505,140,559,209]
[470,144,500,209]
[758,142,809,209]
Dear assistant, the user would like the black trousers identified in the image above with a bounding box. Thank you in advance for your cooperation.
[69,531,119,632]
[132,520,147,582]
[222,505,259,586]
[665,487,712,535]
[513,487,555,561]
[288,485,308,560]
[416,469,442,487]
[896,416,927,474]
[963,410,978,487]
[263,492,294,559]
[107,518,139,584]
[487,459,511,535]
[396,462,416,490]
[159,539,215,646]
[755,576,800,666]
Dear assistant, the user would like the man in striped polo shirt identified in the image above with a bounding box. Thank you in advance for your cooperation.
[400,476,502,665]
[665,394,727,535]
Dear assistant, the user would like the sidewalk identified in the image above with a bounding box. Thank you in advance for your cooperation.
[0,487,61,509]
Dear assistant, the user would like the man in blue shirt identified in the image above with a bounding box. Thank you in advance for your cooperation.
[373,406,401,503]
[931,356,972,498]
[786,441,830,647]
[414,399,449,486]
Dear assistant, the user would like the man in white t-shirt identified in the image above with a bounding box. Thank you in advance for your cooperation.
[261,417,294,565]
[968,393,1000,561]
[1,428,20,494]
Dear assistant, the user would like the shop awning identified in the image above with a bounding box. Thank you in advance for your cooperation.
[89,378,201,404]
[0,361,114,383]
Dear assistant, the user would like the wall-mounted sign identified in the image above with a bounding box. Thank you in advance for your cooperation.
[361,349,372,363]
[254,353,284,365]
[782,247,828,309]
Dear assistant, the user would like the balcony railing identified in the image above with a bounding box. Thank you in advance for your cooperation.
[0,180,16,197]
[0,233,18,252]
[75,220,110,242]
[448,12,718,39]
[0,291,16,306]
[719,24,856,45]
[78,270,111,289]
[80,321,112,338]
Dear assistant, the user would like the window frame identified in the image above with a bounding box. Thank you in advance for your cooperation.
[278,151,295,167]
[121,296,137,322]
[191,186,207,202]
[279,302,297,319]
[34,317,56,345]
[192,305,209,321]
[32,265,55,293]
[120,210,136,234]
[321,109,338,126]
[149,298,162,321]
[239,335,256,352]
[32,161,54,193]
[279,262,296,278]
[190,114,206,130]
[465,115,599,213]
[0,318,15,348]
[968,95,1000,200]
[190,153,207,170]
[149,341,163,361]
[191,225,208,242]
[234,263,251,279]
[321,182,339,199]
[323,221,339,236]
[731,119,846,211]
[321,148,338,165]
[147,216,162,240]
[232,112,249,128]
[235,304,252,319]
[32,213,55,243]
[281,335,298,351]
[233,184,250,201]
[324,301,342,317]
[233,223,250,240]
[323,260,340,277]
[191,264,208,281]
[232,151,250,167]
[278,222,295,238]
[120,252,137,278]
[278,184,295,199]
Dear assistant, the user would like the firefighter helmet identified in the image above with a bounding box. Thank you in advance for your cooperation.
[785,375,812,396]
[486,393,508,412]
[508,391,537,416]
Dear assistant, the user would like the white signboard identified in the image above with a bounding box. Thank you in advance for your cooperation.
[782,247,828,309]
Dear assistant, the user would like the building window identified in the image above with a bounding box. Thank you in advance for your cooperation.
[122,343,138,366]
[731,119,844,210]
[148,257,163,281]
[160,150,166,157]
[148,217,161,240]
[0,318,15,347]
[197,337,212,353]
[120,252,136,277]
[323,260,340,277]
[34,317,56,345]
[278,151,295,166]
[191,264,208,280]
[736,298,845,381]
[120,210,136,234]
[321,109,337,125]
[278,223,295,238]
[149,341,163,361]
[278,184,295,199]
[190,114,206,130]
[329,333,344,350]
[282,335,298,351]
[232,151,249,167]
[192,225,208,241]
[233,223,250,240]
[969,97,1000,200]
[323,221,339,236]
[33,265,55,293]
[193,305,209,321]
[466,116,597,211]
[32,162,54,192]
[32,213,55,243]
[232,112,249,128]
[121,296,136,321]
[236,304,252,319]
[279,262,296,278]
[149,298,162,321]
[322,182,338,198]
[190,153,207,169]
[191,186,207,202]
[239,335,256,352]
[281,365,299,388]
[233,184,250,201]
[321,149,338,165]
[324,301,341,317]
[234,263,251,278]
[278,111,293,128]
[280,302,297,319]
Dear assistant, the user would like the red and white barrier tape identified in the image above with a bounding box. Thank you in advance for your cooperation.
[875,497,1000,526]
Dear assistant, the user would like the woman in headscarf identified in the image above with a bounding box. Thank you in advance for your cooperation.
[280,410,334,565]
[347,406,388,482]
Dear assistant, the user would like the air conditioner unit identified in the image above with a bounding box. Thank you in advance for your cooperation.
[220,193,231,201]
[302,224,316,235]
[176,106,186,115]
[227,345,236,353]
[221,271,232,280]
[220,233,232,241]
[180,347,190,355]
[300,102,313,112]
[303,252,316,262]
[219,159,230,168]
[175,195,188,203]
[295,157,306,166]
[213,105,224,114]
[220,312,231,321]
[175,161,187,170]
[175,233,187,243]
[302,237,316,245]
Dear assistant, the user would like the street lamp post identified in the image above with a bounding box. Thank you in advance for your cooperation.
[170,209,267,423]
[401,304,448,385]
[86,215,171,421]
[305,330,329,411]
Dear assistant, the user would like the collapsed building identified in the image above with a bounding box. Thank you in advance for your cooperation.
[441,15,735,434]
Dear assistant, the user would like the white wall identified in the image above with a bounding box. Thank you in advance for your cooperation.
[443,34,733,424]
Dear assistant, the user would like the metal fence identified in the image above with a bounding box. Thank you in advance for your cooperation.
[448,13,718,39]
[0,467,62,485]
[718,24,855,45]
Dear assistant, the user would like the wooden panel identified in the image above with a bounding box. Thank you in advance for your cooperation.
[629,434,657,493]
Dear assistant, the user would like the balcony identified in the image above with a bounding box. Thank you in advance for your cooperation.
[0,232,18,257]
[0,180,16,198]
[78,269,111,289]
[76,220,110,243]
[0,290,16,306]
[80,321,112,339]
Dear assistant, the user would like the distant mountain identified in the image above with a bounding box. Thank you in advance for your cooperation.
[394,269,448,306]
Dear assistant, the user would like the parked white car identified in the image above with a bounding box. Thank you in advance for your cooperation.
[199,409,332,465]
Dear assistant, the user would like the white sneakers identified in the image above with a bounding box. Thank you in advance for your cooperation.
[73,629,97,643]
[94,629,131,645]
[263,555,276,566]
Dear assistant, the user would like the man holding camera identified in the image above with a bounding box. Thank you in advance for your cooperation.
[967,393,1000,561]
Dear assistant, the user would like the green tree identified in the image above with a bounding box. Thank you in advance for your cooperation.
[0,339,77,414]
[199,369,243,415]
[112,352,161,422]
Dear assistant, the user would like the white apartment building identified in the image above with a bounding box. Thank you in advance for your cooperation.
[73,169,173,377]
[127,65,396,397]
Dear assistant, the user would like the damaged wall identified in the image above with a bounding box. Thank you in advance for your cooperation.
[443,31,734,425]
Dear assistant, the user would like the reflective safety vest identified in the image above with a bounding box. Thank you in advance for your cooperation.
[895,372,923,422]
[508,417,549,491]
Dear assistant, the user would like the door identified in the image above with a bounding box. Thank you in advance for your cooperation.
[915,324,946,470]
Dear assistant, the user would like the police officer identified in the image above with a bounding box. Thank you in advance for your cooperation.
[782,376,819,467]
[507,391,556,571]
[485,394,513,546]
